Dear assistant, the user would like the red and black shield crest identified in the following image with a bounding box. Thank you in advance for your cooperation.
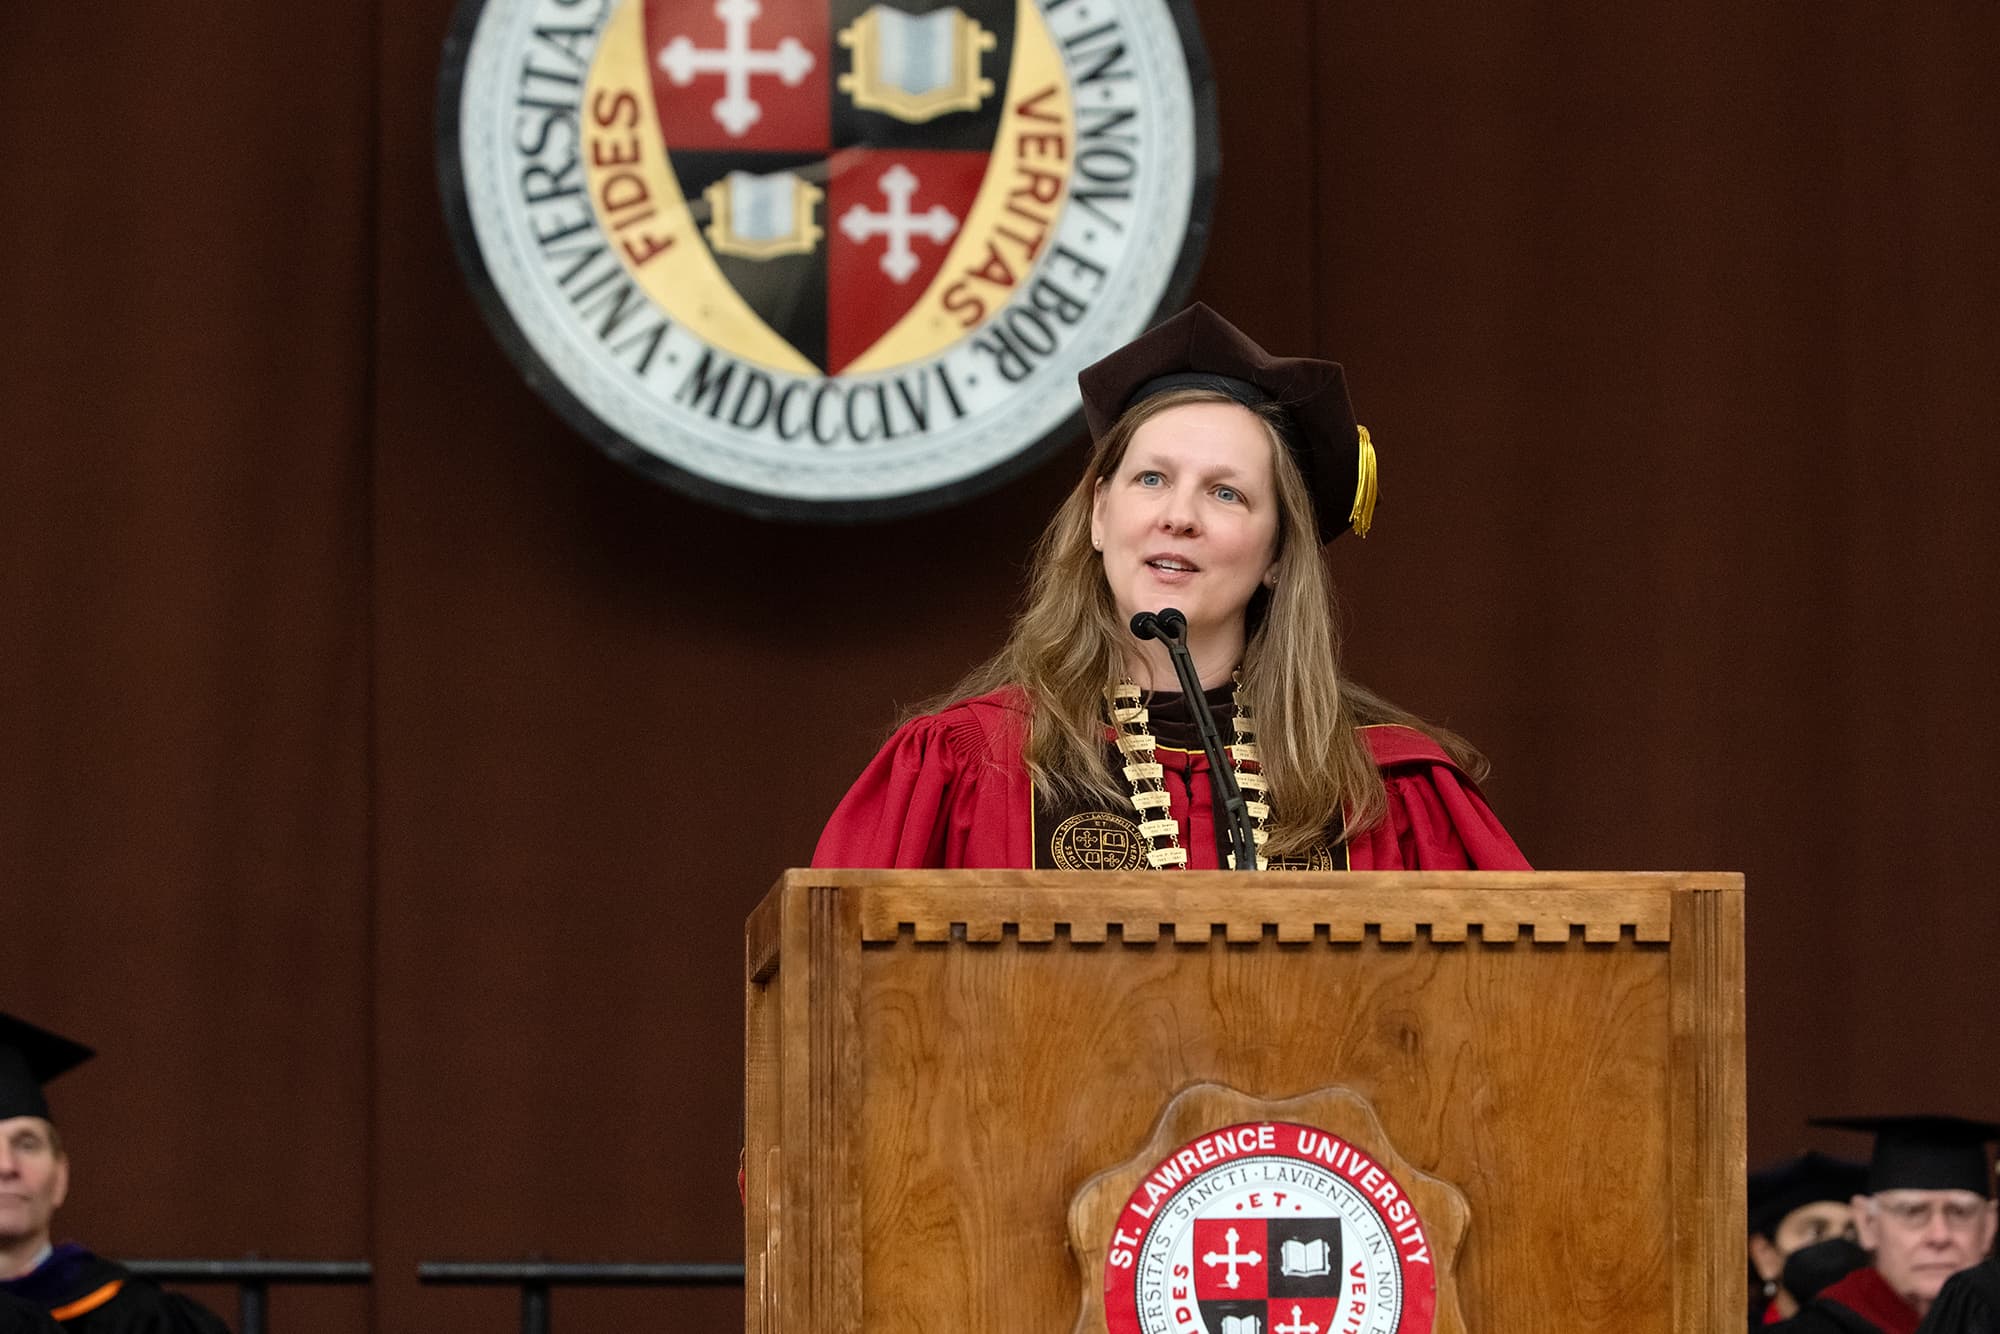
[639,0,1006,372]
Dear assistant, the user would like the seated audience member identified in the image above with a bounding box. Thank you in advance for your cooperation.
[1752,1152,1869,1325]
[1779,1116,1999,1334]
[0,1014,228,1333]
[1915,1257,2000,1334]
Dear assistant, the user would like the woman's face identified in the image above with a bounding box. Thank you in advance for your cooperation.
[1774,1199,1855,1257]
[1090,400,1282,659]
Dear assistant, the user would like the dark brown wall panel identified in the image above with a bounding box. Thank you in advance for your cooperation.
[0,5,377,1332]
[1302,2,2000,1158]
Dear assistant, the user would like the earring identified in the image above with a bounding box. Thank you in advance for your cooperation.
[1092,538,1102,551]
[1762,1279,1779,1300]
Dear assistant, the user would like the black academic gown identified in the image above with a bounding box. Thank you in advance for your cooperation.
[1916,1258,2000,1334]
[1,1294,62,1334]
[0,1249,228,1334]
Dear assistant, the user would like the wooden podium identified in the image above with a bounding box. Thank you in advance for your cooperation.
[743,870,1743,1333]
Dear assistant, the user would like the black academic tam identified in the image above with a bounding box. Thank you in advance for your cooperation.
[1810,1115,2000,1197]
[0,1013,93,1123]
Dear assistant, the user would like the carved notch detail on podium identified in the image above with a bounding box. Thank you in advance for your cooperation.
[854,884,1672,947]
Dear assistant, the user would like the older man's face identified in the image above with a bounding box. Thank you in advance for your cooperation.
[0,1116,68,1256]
[1854,1189,1999,1313]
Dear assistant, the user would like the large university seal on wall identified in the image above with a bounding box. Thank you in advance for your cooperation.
[438,0,1218,520]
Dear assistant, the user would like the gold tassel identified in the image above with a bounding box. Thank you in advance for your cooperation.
[1349,425,1379,538]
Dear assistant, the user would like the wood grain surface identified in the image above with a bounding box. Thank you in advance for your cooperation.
[745,870,1743,1332]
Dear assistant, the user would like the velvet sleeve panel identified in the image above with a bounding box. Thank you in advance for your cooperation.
[1349,725,1531,871]
[811,691,1032,869]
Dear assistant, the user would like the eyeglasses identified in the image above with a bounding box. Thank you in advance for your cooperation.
[1872,1194,1990,1230]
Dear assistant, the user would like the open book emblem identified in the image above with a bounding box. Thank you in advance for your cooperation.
[837,5,996,123]
[702,170,825,260]
[1280,1236,1333,1278]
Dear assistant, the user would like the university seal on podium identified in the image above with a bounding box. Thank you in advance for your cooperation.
[438,0,1218,520]
[1049,812,1148,871]
[1073,1086,1469,1334]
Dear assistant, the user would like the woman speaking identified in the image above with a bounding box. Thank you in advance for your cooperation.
[814,304,1526,872]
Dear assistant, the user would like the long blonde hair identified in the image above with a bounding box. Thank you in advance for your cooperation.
[936,389,1485,853]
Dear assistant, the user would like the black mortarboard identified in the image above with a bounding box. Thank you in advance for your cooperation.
[0,1013,94,1123]
[1809,1115,2000,1196]
[1076,303,1378,544]
[1749,1151,1870,1236]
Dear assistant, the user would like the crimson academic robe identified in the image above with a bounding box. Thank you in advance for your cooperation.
[0,1247,228,1334]
[813,688,1528,870]
[1780,1267,1926,1334]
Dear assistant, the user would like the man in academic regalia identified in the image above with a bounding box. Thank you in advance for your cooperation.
[1751,1151,1869,1326]
[0,1014,229,1334]
[1777,1116,2000,1334]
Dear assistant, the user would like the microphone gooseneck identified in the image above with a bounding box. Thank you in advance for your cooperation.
[1128,607,1259,872]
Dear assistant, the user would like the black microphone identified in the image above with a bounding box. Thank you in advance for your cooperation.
[1129,609,1186,641]
[1127,608,1259,872]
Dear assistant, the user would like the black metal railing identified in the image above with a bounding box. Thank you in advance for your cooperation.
[418,1261,745,1334]
[124,1259,373,1334]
